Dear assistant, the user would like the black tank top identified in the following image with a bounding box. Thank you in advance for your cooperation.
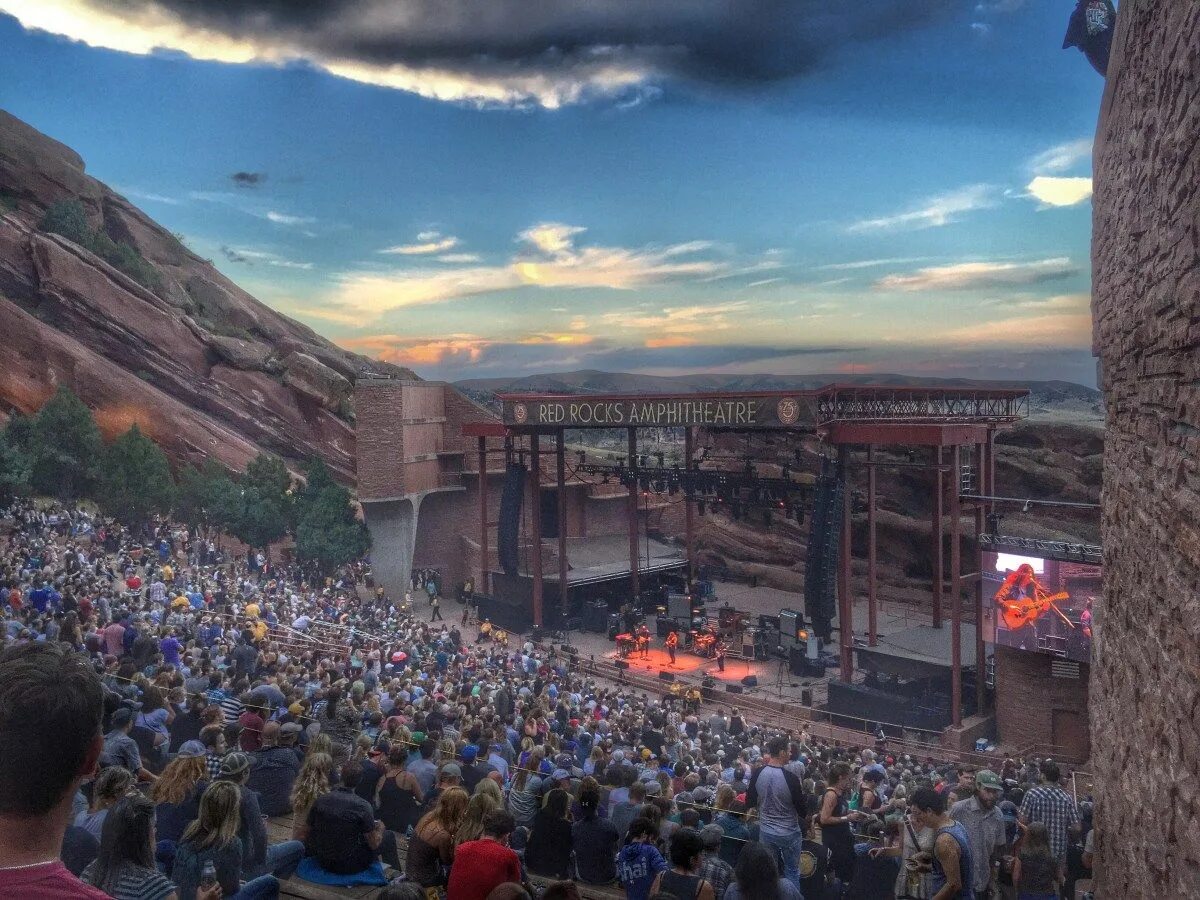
[377,773,422,832]
[660,870,706,899]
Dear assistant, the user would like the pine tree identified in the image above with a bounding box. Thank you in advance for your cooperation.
[226,453,293,551]
[28,385,102,500]
[0,426,31,505]
[95,424,176,527]
[176,459,239,532]
[295,475,370,573]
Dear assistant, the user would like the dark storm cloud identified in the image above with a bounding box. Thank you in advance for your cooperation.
[220,245,251,264]
[230,171,266,188]
[88,0,956,100]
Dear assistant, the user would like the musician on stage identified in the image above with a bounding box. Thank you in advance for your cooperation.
[665,629,679,666]
[715,641,726,673]
[636,623,651,659]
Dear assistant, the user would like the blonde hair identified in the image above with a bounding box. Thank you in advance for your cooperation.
[291,752,333,818]
[418,786,469,837]
[473,777,503,807]
[307,733,333,759]
[151,755,207,806]
[182,782,241,850]
[454,791,500,847]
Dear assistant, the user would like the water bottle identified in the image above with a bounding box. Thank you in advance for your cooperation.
[200,860,217,890]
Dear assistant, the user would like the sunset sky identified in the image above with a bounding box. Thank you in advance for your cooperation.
[0,1,1104,384]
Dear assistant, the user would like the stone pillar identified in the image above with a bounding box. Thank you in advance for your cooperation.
[1091,3,1200,896]
[362,496,421,601]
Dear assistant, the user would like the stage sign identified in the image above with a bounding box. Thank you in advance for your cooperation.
[503,395,817,429]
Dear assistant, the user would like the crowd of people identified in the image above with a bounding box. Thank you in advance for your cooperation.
[0,499,1096,900]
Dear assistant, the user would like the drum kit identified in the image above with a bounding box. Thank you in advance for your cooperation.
[689,629,717,657]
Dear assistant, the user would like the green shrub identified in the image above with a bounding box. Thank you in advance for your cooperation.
[39,198,161,292]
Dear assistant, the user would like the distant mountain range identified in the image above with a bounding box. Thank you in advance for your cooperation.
[455,369,1102,419]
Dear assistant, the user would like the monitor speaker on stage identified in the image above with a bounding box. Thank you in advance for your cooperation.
[659,671,675,682]
[614,660,630,670]
[725,684,743,694]
[741,674,758,687]
[498,463,526,576]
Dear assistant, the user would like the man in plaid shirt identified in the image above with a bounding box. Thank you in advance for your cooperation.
[200,723,228,779]
[1019,760,1080,865]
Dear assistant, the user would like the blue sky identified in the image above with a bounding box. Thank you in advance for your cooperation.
[0,1,1105,384]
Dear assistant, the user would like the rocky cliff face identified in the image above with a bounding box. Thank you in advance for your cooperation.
[1090,2,1200,896]
[0,109,414,479]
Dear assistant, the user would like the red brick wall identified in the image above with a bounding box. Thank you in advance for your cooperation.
[994,645,1090,762]
[355,379,407,500]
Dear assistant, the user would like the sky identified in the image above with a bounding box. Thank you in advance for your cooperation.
[0,1,1106,385]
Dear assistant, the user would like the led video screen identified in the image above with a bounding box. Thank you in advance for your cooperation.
[981,551,1100,664]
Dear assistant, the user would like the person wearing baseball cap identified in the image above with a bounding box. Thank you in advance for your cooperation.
[950,768,1008,897]
[216,751,305,881]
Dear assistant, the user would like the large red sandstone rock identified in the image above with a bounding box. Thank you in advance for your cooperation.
[0,109,416,479]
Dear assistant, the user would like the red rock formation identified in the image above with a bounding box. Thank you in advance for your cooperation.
[0,109,414,479]
[1090,2,1200,896]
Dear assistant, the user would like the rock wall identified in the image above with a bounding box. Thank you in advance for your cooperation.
[1091,2,1200,896]
[0,109,415,480]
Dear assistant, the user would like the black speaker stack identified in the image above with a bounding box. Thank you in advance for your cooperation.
[498,464,526,576]
[804,457,844,641]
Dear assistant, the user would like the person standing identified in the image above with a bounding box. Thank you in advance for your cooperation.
[952,770,1008,899]
[666,631,678,666]
[910,786,975,900]
[746,734,811,890]
[818,761,865,885]
[431,595,444,622]
[715,642,726,673]
[1018,761,1079,880]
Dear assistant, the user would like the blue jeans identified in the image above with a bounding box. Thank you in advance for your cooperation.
[247,840,304,880]
[233,874,280,900]
[761,829,803,889]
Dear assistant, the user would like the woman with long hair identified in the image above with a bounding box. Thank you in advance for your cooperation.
[137,684,176,762]
[473,776,504,808]
[507,749,544,828]
[305,732,333,760]
[454,791,500,847]
[82,795,177,900]
[173,781,279,900]
[152,746,210,844]
[405,786,469,887]
[289,752,333,839]
[76,766,135,840]
[722,840,801,900]
[376,746,424,834]
[1013,822,1061,900]
[524,788,574,879]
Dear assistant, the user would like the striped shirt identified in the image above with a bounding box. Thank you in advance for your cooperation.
[81,861,176,900]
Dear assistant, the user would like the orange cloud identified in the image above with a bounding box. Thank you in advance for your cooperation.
[645,336,697,348]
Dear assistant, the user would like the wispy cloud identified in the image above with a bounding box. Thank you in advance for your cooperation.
[266,210,316,226]
[847,184,996,233]
[1028,139,1092,174]
[219,245,313,270]
[1026,176,1093,208]
[437,253,482,264]
[600,301,751,337]
[120,188,181,206]
[817,257,933,271]
[942,312,1092,347]
[876,258,1078,291]
[379,232,461,255]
